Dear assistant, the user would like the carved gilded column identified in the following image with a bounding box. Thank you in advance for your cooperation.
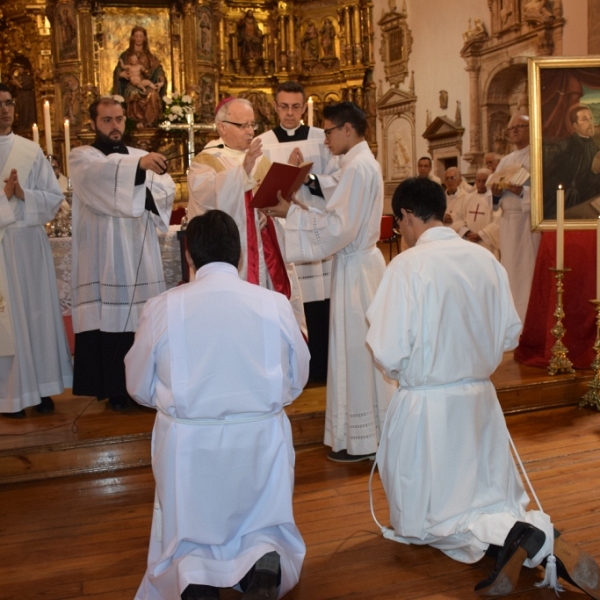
[352,5,361,64]
[343,7,351,66]
[180,0,195,93]
[75,0,94,91]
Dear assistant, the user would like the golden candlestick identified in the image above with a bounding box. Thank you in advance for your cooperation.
[580,300,600,410]
[548,268,575,376]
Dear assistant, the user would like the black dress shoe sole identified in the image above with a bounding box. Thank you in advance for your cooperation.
[35,398,55,413]
[1,410,26,419]
[555,537,600,599]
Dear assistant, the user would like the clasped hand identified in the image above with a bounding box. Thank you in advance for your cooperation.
[3,169,24,200]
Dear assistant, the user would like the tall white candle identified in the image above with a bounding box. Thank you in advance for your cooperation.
[556,185,564,269]
[43,101,53,156]
[32,123,39,145]
[597,217,600,300]
[307,97,314,127]
[63,120,70,178]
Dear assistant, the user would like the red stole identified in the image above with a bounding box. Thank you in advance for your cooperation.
[243,190,291,298]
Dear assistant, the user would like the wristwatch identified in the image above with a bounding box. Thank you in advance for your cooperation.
[305,173,317,187]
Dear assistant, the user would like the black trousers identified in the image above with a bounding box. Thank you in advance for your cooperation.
[304,299,330,383]
[72,330,135,399]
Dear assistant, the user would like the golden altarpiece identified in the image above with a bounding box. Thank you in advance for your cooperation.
[0,0,377,202]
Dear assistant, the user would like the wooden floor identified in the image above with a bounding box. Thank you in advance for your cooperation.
[1,403,600,599]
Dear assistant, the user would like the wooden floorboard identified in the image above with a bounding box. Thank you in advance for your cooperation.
[1,404,600,599]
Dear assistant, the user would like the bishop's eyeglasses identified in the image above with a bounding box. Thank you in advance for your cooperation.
[222,120,258,131]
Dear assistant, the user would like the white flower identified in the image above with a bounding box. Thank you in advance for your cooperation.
[172,92,180,100]
[163,96,173,105]
[182,95,193,104]
[168,113,177,121]
[112,95,125,103]
[171,105,183,116]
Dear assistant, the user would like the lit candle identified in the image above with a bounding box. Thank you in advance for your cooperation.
[597,217,600,299]
[43,101,53,156]
[63,120,70,178]
[32,123,39,145]
[556,185,564,269]
[307,96,313,127]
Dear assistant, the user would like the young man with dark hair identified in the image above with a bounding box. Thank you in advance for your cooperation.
[0,82,72,417]
[69,96,174,411]
[367,177,600,598]
[257,81,340,381]
[268,101,395,462]
[126,210,309,600]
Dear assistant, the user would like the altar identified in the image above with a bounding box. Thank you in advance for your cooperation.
[50,225,183,318]
[515,230,597,369]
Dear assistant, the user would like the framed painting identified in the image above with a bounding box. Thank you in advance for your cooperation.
[529,56,600,230]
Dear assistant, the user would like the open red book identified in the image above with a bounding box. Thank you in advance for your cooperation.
[250,161,313,209]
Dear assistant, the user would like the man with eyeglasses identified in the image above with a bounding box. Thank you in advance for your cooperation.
[0,82,72,418]
[267,102,396,463]
[188,97,306,335]
[544,104,600,219]
[442,166,467,231]
[257,81,340,381]
[491,113,540,323]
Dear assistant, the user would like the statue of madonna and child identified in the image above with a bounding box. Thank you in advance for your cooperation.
[113,26,167,128]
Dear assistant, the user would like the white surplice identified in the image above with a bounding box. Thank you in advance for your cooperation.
[125,262,309,600]
[496,146,541,322]
[69,145,174,333]
[366,227,554,565]
[283,140,396,454]
[257,126,340,303]
[445,187,467,232]
[187,140,305,332]
[0,133,73,412]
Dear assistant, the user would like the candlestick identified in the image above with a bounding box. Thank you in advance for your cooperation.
[63,120,70,178]
[32,123,39,145]
[556,185,564,269]
[307,97,314,127]
[43,101,53,156]
[581,300,600,411]
[547,267,575,376]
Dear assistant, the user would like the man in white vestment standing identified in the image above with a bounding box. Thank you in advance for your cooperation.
[417,156,441,184]
[492,114,540,323]
[452,168,500,258]
[126,210,309,600]
[257,81,340,381]
[442,166,467,230]
[268,102,396,462]
[69,97,174,411]
[0,83,72,418]
[367,177,600,598]
[187,97,305,334]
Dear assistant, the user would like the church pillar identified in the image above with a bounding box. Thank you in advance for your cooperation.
[352,5,361,64]
[75,0,94,95]
[464,58,483,172]
[181,0,196,93]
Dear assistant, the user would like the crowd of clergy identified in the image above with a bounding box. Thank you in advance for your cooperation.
[2,77,600,599]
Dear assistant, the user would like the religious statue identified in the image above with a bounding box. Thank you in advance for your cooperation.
[302,20,319,60]
[462,18,488,43]
[522,0,554,22]
[320,18,336,58]
[198,11,212,56]
[113,26,166,128]
[57,4,77,61]
[237,10,264,60]
[61,74,81,127]
[9,62,37,131]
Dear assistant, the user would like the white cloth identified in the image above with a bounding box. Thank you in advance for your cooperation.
[187,140,306,332]
[69,145,175,333]
[497,146,541,322]
[445,187,467,232]
[366,226,554,565]
[125,262,309,599]
[0,133,73,411]
[453,189,500,257]
[428,173,442,185]
[283,140,396,454]
[257,127,340,303]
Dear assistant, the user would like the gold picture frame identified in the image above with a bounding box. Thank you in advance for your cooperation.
[530,56,600,231]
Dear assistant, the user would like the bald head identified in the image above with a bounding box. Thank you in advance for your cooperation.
[484,152,501,173]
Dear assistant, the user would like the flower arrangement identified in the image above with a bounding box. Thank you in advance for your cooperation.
[162,92,194,123]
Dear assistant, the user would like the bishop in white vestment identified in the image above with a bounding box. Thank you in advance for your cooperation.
[126,210,308,600]
[0,83,73,416]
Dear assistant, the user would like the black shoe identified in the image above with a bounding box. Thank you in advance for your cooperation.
[553,536,600,599]
[181,584,220,600]
[35,397,55,414]
[1,410,25,419]
[109,396,130,411]
[241,570,278,600]
[475,522,546,596]
[327,449,376,463]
